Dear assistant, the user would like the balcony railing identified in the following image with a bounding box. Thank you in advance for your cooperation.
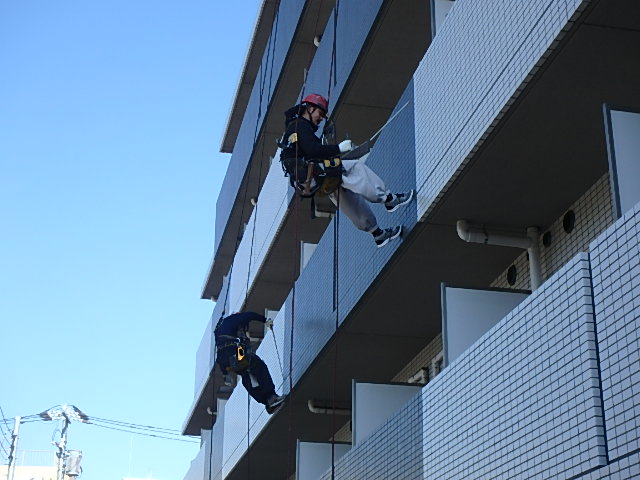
[226,154,290,313]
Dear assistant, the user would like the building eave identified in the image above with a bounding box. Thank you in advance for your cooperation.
[219,0,279,154]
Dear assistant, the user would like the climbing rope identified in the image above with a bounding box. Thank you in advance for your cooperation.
[285,72,308,479]
[207,3,282,479]
[243,4,281,480]
[328,4,340,479]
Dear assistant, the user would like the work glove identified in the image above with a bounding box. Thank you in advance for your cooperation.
[265,318,274,330]
[338,139,354,153]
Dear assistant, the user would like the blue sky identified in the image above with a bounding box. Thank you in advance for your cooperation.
[0,1,260,478]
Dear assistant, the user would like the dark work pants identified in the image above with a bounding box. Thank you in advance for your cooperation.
[239,355,276,405]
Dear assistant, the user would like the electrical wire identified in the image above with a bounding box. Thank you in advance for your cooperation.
[0,437,10,457]
[0,429,10,443]
[0,406,14,456]
[0,405,13,431]
[86,422,199,444]
[86,417,184,435]
[6,408,196,443]
[0,406,12,464]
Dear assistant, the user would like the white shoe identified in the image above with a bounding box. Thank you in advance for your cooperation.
[373,226,402,248]
[385,190,414,213]
[265,395,286,414]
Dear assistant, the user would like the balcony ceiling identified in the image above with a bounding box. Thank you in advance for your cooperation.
[220,0,278,154]
[221,1,640,478]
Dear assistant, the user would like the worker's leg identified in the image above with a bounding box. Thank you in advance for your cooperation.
[240,355,277,405]
[340,158,390,203]
[329,187,379,232]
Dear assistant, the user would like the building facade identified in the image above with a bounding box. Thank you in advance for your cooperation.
[1,450,57,480]
[183,0,640,479]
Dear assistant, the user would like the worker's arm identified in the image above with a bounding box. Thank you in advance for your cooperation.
[220,312,266,335]
[296,123,341,159]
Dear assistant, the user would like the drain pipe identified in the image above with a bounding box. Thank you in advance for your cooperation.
[525,226,542,290]
[456,220,542,290]
[307,400,351,416]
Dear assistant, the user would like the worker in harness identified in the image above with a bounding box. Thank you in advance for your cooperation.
[279,93,414,247]
[214,311,285,414]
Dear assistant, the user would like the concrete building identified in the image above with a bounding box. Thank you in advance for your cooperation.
[182,0,640,478]
[0,466,56,480]
[1,450,57,480]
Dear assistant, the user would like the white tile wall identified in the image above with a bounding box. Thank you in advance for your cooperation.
[492,173,614,290]
[413,0,589,222]
[422,254,607,479]
[590,201,640,462]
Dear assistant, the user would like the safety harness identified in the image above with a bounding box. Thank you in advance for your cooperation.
[214,311,253,374]
[280,137,343,198]
[216,334,252,373]
[278,107,344,199]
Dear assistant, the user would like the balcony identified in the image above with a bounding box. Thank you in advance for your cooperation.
[317,200,640,478]
[203,0,433,303]
[318,252,608,479]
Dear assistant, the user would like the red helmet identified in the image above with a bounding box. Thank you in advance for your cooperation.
[302,93,329,114]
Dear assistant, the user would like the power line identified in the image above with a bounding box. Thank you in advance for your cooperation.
[0,436,10,457]
[87,416,184,435]
[0,405,14,448]
[4,406,198,446]
[0,426,10,445]
[15,414,41,421]
[86,422,199,444]
[0,405,13,430]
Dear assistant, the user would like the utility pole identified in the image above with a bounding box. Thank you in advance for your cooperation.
[40,405,86,480]
[7,416,21,480]
[55,413,70,480]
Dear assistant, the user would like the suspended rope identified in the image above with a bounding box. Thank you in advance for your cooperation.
[327,3,341,479]
[243,4,282,480]
[208,3,281,480]
[269,323,285,376]
[331,188,340,480]
[285,80,305,480]
[284,2,343,477]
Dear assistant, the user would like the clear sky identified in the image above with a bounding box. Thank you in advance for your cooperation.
[1,1,261,478]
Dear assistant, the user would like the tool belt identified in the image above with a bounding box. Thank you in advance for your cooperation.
[217,335,252,373]
[281,157,344,198]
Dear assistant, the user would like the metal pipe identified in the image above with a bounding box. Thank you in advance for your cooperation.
[456,219,543,290]
[307,400,351,416]
[456,219,532,249]
[526,227,542,290]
